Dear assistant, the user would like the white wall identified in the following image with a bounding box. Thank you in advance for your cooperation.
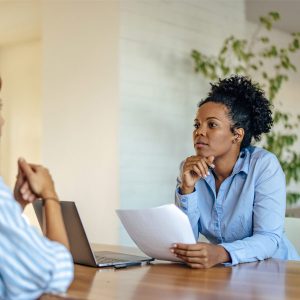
[119,0,247,244]
[42,1,120,245]
[0,1,40,47]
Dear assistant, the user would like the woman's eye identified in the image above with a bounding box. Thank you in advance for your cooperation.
[193,123,199,129]
[209,122,217,128]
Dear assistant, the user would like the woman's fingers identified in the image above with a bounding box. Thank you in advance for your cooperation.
[177,255,207,263]
[20,181,30,194]
[181,156,215,192]
[175,252,208,268]
[19,181,38,202]
[173,248,207,257]
[171,243,228,269]
[170,243,211,268]
[171,243,208,254]
[184,162,207,178]
[184,156,214,178]
[196,161,209,177]
[191,165,202,177]
[15,167,25,187]
[27,194,35,202]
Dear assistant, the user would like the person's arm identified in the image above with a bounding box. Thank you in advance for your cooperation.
[175,168,200,240]
[16,158,69,250]
[0,189,73,300]
[173,170,231,268]
[175,158,215,240]
[220,154,285,266]
[42,193,70,250]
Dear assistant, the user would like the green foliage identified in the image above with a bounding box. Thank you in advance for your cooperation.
[191,12,300,204]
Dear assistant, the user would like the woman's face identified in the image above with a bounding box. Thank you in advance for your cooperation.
[193,102,236,158]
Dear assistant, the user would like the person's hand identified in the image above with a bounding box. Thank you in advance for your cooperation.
[15,158,57,202]
[14,163,37,210]
[180,155,215,194]
[170,242,230,268]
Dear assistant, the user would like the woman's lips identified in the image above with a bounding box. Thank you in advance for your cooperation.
[194,142,208,148]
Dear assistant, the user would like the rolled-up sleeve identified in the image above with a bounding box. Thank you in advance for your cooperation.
[0,197,74,300]
[220,154,286,266]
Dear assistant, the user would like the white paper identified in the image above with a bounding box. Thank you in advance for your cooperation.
[116,204,196,262]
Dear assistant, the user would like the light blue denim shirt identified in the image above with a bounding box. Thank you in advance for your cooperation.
[175,146,300,266]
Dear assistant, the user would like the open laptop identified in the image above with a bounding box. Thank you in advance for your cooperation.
[33,200,154,268]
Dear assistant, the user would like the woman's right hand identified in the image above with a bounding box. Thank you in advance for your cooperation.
[180,155,215,194]
[17,158,58,200]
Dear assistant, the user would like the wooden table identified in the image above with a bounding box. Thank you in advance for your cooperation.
[40,244,300,300]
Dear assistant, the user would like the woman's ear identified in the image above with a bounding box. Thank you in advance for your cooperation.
[233,128,244,144]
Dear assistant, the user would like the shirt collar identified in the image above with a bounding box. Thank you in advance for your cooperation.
[204,146,253,186]
[231,146,253,176]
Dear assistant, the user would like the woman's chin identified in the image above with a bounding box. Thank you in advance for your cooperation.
[195,148,210,157]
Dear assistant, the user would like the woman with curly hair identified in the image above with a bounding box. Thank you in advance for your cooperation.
[171,75,300,268]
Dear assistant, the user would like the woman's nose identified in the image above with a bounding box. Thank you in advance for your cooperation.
[195,126,206,136]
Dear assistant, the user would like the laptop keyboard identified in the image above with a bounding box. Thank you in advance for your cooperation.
[95,254,128,264]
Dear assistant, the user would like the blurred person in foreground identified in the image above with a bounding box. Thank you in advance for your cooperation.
[0,77,73,299]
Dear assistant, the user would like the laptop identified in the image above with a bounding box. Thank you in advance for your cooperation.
[33,200,154,268]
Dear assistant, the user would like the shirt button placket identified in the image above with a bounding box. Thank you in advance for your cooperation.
[215,191,223,242]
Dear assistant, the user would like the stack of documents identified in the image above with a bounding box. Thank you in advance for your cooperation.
[116,204,196,262]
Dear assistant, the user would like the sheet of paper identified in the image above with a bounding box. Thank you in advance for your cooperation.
[116,204,196,262]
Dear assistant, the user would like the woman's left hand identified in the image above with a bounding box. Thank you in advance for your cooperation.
[170,242,230,268]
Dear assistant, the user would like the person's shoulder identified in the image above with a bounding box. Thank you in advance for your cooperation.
[247,146,277,159]
[247,146,281,168]
[0,178,18,211]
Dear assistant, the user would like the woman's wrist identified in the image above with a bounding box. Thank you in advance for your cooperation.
[179,184,195,195]
[42,191,60,205]
[41,188,58,200]
[216,245,231,264]
[43,196,60,204]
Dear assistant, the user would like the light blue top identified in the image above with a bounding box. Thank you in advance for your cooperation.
[0,177,74,300]
[175,146,300,266]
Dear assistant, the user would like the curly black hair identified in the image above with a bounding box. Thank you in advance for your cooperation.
[198,75,273,148]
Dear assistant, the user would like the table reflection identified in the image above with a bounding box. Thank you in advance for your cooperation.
[41,258,300,299]
[126,260,287,300]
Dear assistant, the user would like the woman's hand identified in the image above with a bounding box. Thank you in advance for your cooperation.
[14,158,57,210]
[180,155,215,194]
[170,242,230,268]
[14,158,69,249]
[14,165,37,210]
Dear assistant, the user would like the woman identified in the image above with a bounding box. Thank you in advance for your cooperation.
[171,75,300,268]
[0,77,73,299]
